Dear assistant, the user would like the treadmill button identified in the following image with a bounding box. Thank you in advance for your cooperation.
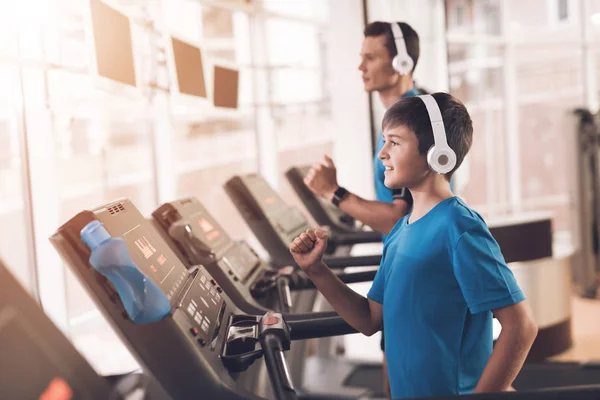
[210,279,217,286]
[263,316,279,326]
[216,287,222,293]
[190,327,199,336]
[198,339,206,347]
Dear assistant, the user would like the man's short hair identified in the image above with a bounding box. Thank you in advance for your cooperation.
[381,93,473,180]
[364,21,420,73]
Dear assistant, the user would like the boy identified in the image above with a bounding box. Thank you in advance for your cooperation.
[289,93,538,398]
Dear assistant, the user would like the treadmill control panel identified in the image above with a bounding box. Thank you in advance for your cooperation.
[153,198,233,256]
[219,241,260,283]
[154,198,261,283]
[94,201,189,303]
[225,174,312,265]
[180,270,226,347]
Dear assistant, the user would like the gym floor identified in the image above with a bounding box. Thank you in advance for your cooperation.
[550,293,600,362]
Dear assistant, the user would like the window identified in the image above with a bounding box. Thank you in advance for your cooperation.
[445,0,589,242]
[2,0,334,372]
[0,65,35,294]
[446,0,502,36]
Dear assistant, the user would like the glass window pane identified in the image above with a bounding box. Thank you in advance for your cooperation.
[447,43,506,213]
[445,0,502,36]
[262,0,329,22]
[448,43,504,103]
[505,0,579,39]
[0,65,34,294]
[262,16,333,203]
[515,44,584,233]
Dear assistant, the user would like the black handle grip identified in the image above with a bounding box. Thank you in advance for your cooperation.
[288,317,358,340]
[322,254,381,269]
[260,333,298,400]
[333,231,382,245]
[337,268,378,284]
[277,276,293,313]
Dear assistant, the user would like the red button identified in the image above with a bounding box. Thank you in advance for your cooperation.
[190,327,199,336]
[263,316,279,326]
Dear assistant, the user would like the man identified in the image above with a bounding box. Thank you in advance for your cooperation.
[305,21,420,236]
[304,21,421,398]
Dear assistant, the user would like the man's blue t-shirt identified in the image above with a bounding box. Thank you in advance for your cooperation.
[367,197,525,399]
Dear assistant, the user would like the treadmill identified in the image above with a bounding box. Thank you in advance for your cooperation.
[47,199,600,400]
[49,198,368,400]
[0,257,169,400]
[285,165,381,239]
[224,173,382,268]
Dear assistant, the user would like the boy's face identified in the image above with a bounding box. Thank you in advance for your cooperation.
[379,125,429,189]
[358,35,398,93]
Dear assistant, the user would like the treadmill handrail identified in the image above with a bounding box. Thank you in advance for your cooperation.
[332,230,382,245]
[260,333,298,400]
[287,269,378,290]
[322,254,381,268]
[287,317,358,340]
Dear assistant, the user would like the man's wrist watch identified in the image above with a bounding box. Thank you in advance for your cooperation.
[331,186,349,207]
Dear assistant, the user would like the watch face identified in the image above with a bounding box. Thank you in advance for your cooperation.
[335,187,348,199]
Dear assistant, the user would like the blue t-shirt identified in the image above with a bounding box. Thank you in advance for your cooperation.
[367,197,525,399]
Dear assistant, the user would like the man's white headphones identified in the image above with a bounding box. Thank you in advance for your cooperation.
[390,22,414,75]
[419,94,457,175]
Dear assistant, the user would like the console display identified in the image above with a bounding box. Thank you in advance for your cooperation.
[182,271,225,345]
[122,225,188,300]
[220,242,260,283]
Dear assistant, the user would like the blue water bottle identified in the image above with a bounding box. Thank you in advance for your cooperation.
[80,220,171,324]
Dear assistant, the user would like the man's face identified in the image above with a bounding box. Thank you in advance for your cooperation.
[378,125,429,189]
[358,35,398,93]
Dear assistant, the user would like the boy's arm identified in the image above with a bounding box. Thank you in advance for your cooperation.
[473,301,538,393]
[305,260,383,336]
[289,229,383,336]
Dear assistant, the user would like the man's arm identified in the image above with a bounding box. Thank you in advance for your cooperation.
[473,301,538,393]
[334,193,408,235]
[304,156,409,234]
[305,260,383,336]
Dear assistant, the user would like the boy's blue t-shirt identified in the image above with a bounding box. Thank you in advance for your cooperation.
[367,197,525,399]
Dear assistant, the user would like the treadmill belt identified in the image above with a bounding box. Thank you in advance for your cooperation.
[343,364,384,398]
[343,361,600,396]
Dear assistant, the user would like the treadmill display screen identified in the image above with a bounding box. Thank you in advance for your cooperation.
[121,225,188,300]
[198,218,221,243]
[220,242,260,283]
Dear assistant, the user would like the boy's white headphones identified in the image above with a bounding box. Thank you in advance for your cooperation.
[390,22,414,75]
[419,94,457,174]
